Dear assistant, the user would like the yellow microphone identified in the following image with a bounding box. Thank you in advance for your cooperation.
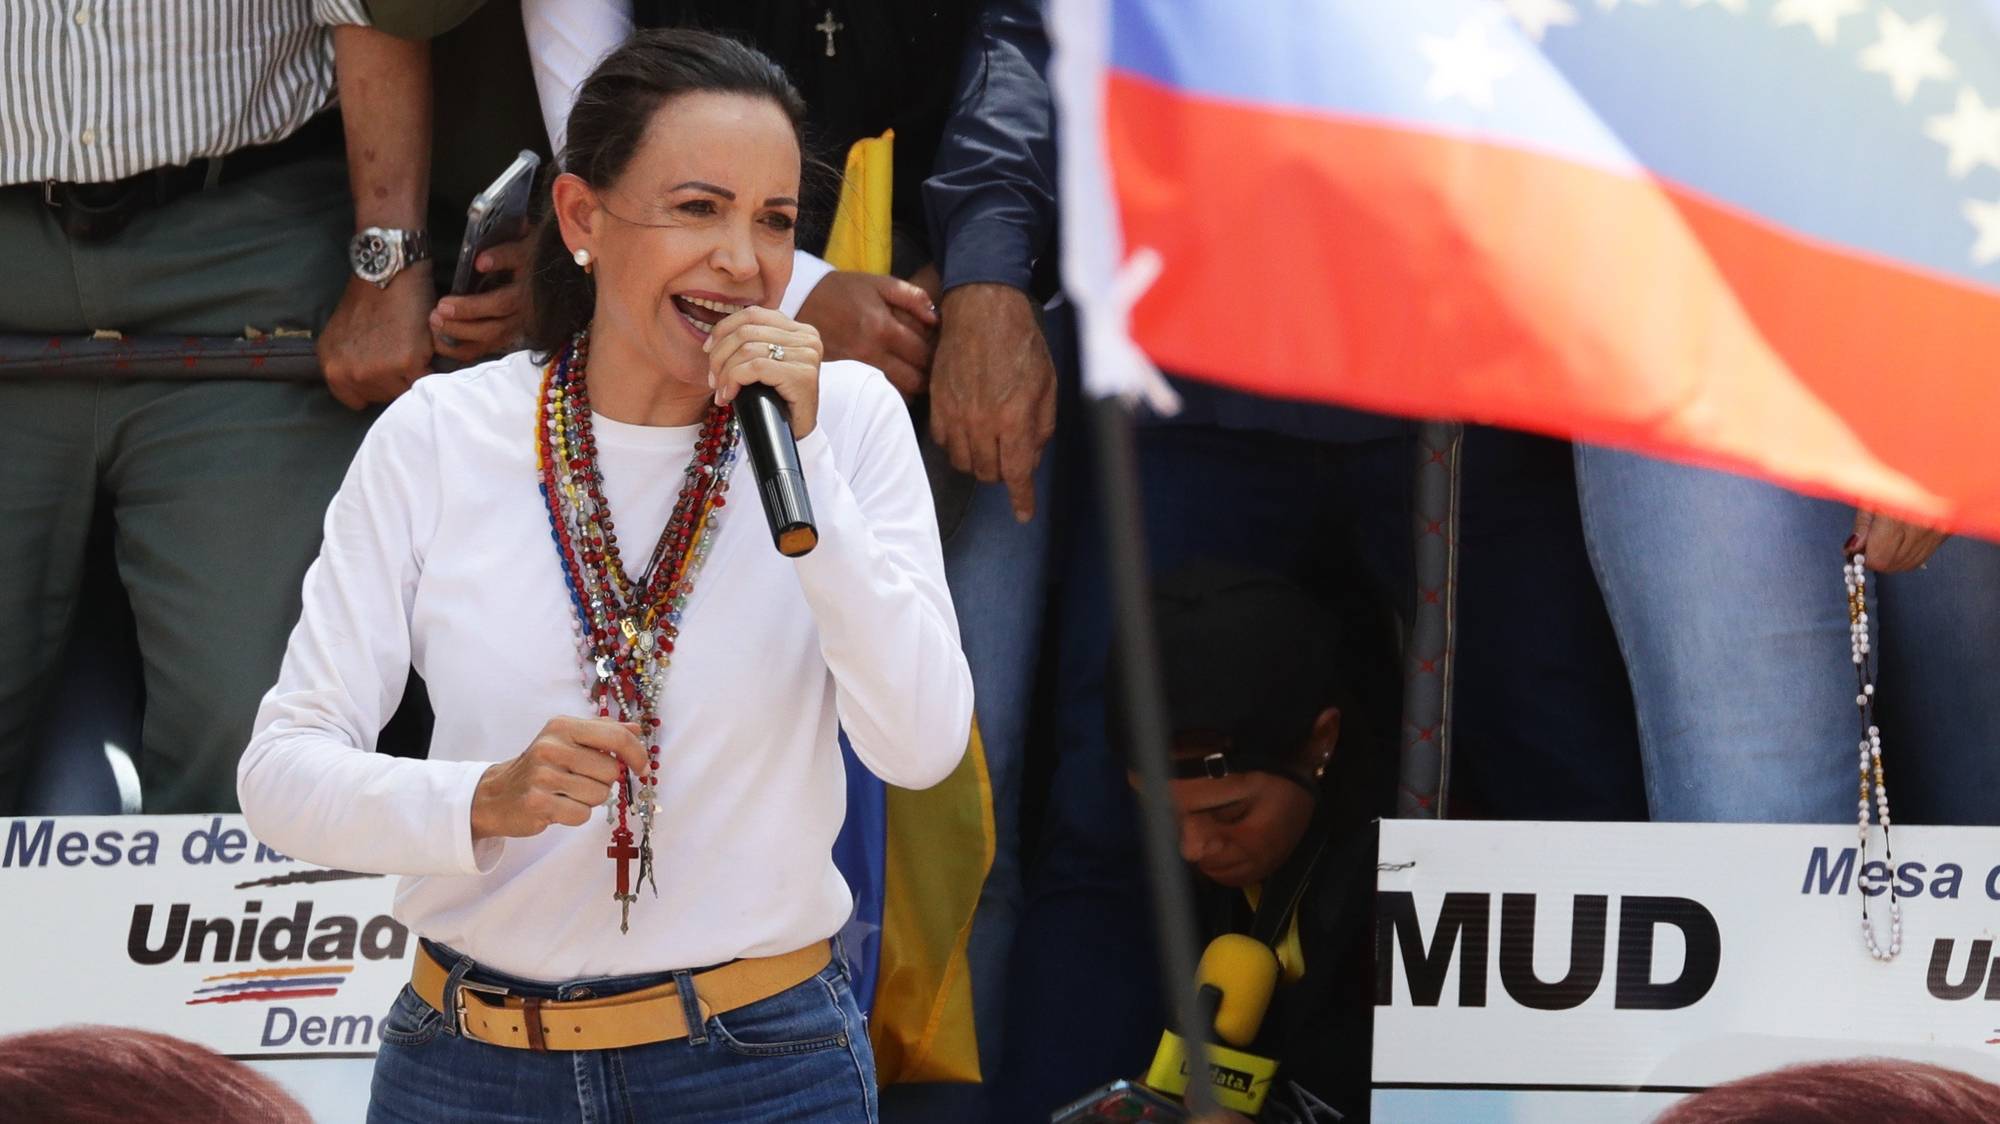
[1143,935,1283,1114]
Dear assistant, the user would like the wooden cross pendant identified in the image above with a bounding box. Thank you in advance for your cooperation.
[609,831,640,933]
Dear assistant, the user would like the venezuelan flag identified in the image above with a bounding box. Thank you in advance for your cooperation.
[1055,0,2000,537]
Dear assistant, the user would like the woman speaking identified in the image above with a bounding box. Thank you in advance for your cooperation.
[236,30,972,1122]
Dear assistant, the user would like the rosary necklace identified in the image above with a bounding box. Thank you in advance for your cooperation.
[536,328,741,932]
[1846,552,1900,961]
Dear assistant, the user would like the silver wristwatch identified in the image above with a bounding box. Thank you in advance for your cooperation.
[348,227,431,289]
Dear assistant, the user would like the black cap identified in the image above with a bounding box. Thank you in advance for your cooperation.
[1137,563,1341,782]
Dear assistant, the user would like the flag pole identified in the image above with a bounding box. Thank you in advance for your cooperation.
[1048,0,1217,1105]
[1089,394,1219,1118]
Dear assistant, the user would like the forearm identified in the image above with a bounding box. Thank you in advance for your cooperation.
[790,408,974,790]
[239,726,496,877]
[331,25,432,236]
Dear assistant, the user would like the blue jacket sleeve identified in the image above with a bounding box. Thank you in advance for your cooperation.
[922,0,1058,294]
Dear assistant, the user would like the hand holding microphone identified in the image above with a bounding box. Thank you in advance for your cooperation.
[705,306,819,556]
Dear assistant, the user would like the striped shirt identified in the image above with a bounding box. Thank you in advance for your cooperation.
[0,0,371,186]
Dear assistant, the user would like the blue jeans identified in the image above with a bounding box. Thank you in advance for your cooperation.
[367,942,877,1123]
[1575,448,2000,824]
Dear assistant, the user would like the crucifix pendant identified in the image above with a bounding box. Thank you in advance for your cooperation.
[609,830,639,933]
[606,768,630,825]
[638,831,658,896]
[815,8,843,57]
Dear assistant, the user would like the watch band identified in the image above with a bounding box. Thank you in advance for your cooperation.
[400,229,431,267]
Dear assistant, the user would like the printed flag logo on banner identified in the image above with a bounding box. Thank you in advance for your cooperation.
[1053,0,2000,537]
[186,965,355,1006]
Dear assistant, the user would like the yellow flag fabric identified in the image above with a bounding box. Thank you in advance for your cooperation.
[823,128,993,1085]
[875,724,995,1083]
[822,130,894,276]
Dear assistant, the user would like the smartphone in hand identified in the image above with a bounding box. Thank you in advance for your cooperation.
[451,150,542,296]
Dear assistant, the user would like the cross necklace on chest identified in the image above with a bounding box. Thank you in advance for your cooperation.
[815,8,844,58]
[536,330,743,934]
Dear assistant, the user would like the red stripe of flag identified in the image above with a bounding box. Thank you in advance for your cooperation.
[1105,71,2000,538]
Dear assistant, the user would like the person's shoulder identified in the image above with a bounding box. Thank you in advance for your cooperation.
[406,350,543,419]
[375,350,543,446]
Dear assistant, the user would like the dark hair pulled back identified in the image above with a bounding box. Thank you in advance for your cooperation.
[526,29,808,357]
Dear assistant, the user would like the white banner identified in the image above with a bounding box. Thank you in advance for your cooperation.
[0,815,404,1122]
[1373,820,2000,1121]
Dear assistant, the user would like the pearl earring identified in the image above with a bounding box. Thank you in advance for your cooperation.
[573,248,593,271]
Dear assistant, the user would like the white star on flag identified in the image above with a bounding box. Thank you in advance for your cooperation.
[1502,0,1578,41]
[1770,0,1864,46]
[1683,0,1748,13]
[1858,9,1956,104]
[1925,87,2000,179]
[1422,18,1517,111]
[1962,197,2000,266]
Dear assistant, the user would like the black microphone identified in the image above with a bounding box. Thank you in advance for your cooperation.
[734,383,817,557]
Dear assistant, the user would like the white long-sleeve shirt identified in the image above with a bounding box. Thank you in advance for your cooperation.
[238,352,973,980]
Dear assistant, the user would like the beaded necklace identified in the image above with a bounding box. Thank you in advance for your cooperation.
[535,328,741,932]
[1845,552,1900,961]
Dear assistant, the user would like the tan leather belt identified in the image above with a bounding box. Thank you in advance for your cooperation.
[412,940,831,1052]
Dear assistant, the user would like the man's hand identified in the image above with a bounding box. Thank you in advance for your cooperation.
[1850,508,1950,573]
[796,270,938,396]
[929,282,1057,523]
[432,239,532,362]
[318,267,435,410]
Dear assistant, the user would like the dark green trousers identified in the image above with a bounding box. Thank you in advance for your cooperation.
[0,156,372,813]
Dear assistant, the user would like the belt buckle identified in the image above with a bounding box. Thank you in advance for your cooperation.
[452,978,511,1040]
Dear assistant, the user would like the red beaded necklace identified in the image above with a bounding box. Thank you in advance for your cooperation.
[535,328,741,932]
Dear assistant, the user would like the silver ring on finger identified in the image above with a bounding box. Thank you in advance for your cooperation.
[768,343,786,363]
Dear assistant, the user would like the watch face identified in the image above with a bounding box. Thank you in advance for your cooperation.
[352,232,395,280]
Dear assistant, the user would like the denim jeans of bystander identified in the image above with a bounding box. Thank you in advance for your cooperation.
[1575,447,2000,824]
